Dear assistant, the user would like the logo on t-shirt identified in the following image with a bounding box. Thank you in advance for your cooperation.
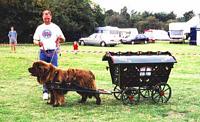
[42,29,52,39]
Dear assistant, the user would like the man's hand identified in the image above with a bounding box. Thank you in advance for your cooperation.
[55,35,64,47]
[55,35,61,43]
[38,41,43,47]
[33,40,43,47]
[56,35,64,43]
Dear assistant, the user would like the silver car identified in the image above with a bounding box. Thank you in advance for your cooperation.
[78,33,120,47]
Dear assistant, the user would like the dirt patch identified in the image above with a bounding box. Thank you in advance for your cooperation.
[165,111,186,119]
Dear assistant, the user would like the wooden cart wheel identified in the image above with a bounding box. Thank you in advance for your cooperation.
[140,87,151,98]
[121,87,140,105]
[113,85,122,100]
[151,84,171,103]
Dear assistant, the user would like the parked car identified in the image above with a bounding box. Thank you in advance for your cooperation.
[121,34,149,44]
[78,33,120,47]
[120,35,137,44]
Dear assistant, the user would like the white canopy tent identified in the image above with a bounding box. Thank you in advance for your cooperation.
[169,14,200,39]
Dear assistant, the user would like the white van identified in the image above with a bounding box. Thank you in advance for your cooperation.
[119,28,138,38]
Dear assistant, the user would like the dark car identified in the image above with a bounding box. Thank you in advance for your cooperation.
[130,34,149,44]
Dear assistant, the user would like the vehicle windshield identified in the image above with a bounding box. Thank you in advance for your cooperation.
[89,33,96,38]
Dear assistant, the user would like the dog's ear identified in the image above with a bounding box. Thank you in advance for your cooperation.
[35,61,52,84]
[47,64,57,82]
[33,61,40,68]
[35,61,50,74]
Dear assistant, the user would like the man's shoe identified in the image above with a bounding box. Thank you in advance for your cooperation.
[43,92,49,100]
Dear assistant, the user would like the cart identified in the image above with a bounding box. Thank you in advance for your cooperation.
[102,51,177,105]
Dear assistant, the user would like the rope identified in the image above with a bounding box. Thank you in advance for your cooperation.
[62,50,200,56]
[1,43,200,56]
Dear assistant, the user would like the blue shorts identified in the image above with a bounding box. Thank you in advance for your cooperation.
[39,50,58,66]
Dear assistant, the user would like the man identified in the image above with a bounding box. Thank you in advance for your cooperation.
[8,26,17,53]
[33,10,65,100]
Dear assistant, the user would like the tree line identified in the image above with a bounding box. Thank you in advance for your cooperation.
[0,0,196,43]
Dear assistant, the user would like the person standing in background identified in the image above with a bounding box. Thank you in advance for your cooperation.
[8,26,17,53]
[33,9,65,100]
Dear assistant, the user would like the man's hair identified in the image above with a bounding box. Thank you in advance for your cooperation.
[42,10,52,16]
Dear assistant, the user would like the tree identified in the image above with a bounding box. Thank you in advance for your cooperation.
[183,10,195,21]
[136,16,162,32]
[130,10,142,27]
[104,9,119,26]
[104,6,131,28]
[119,6,130,28]
[177,10,195,22]
[0,0,105,42]
[92,4,105,27]
[0,0,43,43]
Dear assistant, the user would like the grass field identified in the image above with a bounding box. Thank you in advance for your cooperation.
[0,42,200,122]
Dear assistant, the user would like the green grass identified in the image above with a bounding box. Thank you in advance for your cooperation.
[0,42,200,122]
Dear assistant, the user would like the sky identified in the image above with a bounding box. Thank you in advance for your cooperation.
[92,0,200,17]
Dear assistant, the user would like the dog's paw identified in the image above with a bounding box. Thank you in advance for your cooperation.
[59,104,66,107]
[52,104,59,107]
[96,99,101,105]
[78,100,86,104]
[96,101,101,105]
[47,101,53,105]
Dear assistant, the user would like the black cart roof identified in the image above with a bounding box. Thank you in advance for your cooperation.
[102,51,177,64]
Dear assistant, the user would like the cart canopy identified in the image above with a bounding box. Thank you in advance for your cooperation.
[103,51,177,64]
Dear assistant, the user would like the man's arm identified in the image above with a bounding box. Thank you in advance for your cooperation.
[33,40,43,47]
[33,40,39,45]
[56,25,65,43]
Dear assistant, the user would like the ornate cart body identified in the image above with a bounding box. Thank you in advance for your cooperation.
[102,51,177,105]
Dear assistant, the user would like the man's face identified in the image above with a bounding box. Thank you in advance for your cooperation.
[42,10,52,24]
[11,27,14,31]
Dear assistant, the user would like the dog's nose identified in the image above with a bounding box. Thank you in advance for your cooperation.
[28,67,32,73]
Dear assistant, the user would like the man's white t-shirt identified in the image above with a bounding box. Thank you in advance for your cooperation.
[33,22,65,50]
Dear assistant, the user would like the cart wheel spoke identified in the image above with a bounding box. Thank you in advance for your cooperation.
[162,85,166,91]
[116,94,120,98]
[140,87,151,98]
[154,94,160,99]
[163,96,167,102]
[164,88,170,92]
[161,96,164,103]
[153,95,160,103]
[163,94,168,99]
[113,85,122,100]
[158,97,161,103]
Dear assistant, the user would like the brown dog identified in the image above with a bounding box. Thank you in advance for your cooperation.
[28,60,101,106]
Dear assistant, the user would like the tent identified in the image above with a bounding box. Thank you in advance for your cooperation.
[185,14,200,33]
[168,14,200,39]
[144,29,170,41]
